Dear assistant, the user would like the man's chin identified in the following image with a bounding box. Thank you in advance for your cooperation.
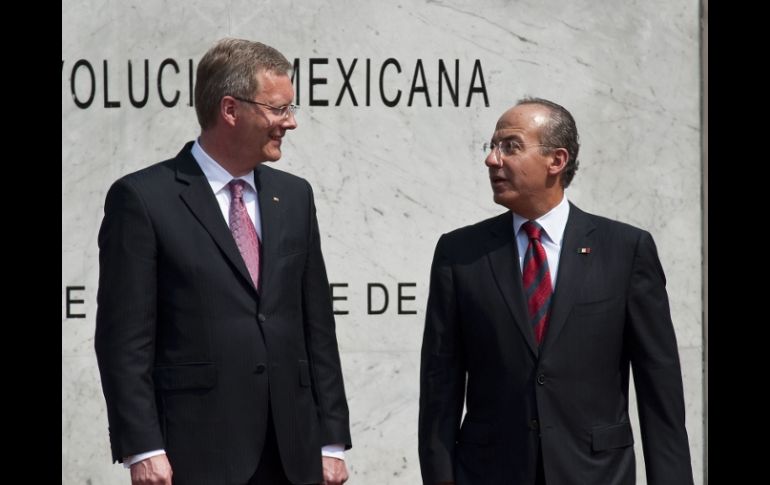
[492,192,515,210]
[263,149,282,162]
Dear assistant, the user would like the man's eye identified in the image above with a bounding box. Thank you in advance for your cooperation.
[502,141,520,153]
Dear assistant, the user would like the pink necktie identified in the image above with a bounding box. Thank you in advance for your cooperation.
[522,221,553,345]
[228,180,261,291]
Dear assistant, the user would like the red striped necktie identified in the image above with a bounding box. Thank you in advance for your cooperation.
[522,221,552,345]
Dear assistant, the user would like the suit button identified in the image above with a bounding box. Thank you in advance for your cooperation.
[257,313,266,323]
[255,363,266,374]
[537,374,546,385]
[529,419,539,430]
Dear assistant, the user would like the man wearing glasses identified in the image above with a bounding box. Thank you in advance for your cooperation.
[95,38,351,485]
[418,98,693,484]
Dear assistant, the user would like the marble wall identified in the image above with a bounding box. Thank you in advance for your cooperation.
[62,0,704,483]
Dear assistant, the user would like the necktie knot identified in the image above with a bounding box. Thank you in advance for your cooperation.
[229,179,246,201]
[522,220,543,241]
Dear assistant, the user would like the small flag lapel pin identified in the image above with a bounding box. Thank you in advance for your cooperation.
[272,196,280,202]
[577,247,591,254]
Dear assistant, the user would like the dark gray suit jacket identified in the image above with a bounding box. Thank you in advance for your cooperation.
[419,204,693,485]
[95,142,351,485]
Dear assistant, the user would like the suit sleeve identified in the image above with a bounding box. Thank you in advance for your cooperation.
[626,231,694,484]
[301,182,352,449]
[94,178,164,463]
[419,235,466,484]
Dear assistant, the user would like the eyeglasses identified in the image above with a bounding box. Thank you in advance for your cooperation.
[483,139,554,163]
[232,96,298,119]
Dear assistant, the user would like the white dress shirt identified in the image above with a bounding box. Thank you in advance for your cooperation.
[192,140,262,237]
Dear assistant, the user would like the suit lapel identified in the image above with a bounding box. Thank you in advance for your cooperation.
[486,212,539,358]
[254,165,284,296]
[541,204,596,352]
[174,146,257,295]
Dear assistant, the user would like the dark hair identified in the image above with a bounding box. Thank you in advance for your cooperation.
[516,97,580,188]
[194,38,292,130]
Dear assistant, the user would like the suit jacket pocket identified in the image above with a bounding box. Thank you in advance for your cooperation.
[571,296,621,317]
[458,421,492,445]
[153,362,217,391]
[591,422,634,451]
[279,247,307,258]
[299,360,312,387]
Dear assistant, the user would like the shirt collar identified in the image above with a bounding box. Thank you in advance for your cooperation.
[512,196,570,244]
[191,139,257,194]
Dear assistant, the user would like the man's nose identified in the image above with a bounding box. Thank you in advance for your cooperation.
[484,150,501,168]
[281,111,298,130]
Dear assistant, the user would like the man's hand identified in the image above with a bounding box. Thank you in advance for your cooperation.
[130,454,173,485]
[322,456,348,485]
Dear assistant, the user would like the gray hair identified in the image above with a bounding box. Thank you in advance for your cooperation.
[516,97,580,188]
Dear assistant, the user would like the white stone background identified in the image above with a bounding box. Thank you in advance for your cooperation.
[62,1,705,483]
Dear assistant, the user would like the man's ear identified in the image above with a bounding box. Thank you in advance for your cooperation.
[548,147,569,176]
[220,96,239,127]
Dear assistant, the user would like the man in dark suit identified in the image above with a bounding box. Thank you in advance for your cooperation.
[418,98,693,485]
[95,38,351,485]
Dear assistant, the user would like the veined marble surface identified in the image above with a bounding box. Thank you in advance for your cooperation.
[63,1,704,483]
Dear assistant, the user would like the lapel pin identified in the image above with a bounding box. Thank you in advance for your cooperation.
[577,247,591,254]
[272,196,280,202]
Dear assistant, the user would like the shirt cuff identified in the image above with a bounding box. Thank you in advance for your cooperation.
[321,444,346,461]
[124,445,342,468]
[122,449,166,469]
